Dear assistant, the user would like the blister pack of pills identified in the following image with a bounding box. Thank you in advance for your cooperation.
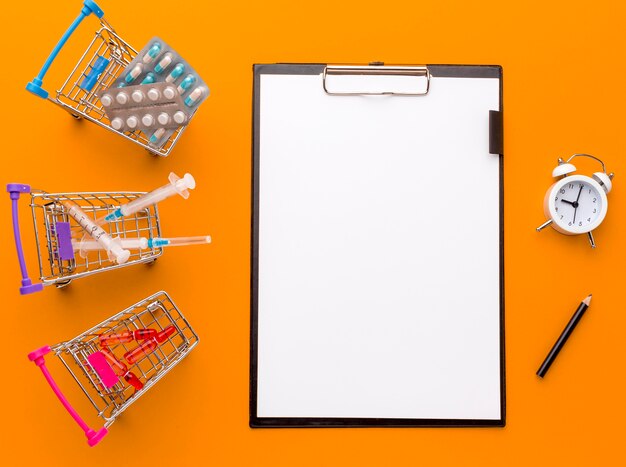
[100,82,189,140]
[102,37,209,149]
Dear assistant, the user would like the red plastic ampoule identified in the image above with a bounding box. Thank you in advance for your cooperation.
[100,347,144,390]
[123,325,177,364]
[100,347,127,374]
[98,328,158,346]
[123,371,144,390]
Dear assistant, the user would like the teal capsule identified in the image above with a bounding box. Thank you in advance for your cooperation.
[141,72,156,85]
[142,42,161,64]
[165,63,185,83]
[149,128,167,144]
[184,87,205,106]
[177,74,196,94]
[154,53,173,73]
[124,64,143,84]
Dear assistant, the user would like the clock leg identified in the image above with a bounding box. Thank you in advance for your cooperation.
[536,219,553,232]
[587,231,596,248]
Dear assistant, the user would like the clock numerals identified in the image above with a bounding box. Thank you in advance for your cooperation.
[551,179,604,232]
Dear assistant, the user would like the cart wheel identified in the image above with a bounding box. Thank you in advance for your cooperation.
[145,149,160,157]
[55,279,72,288]
[63,107,82,120]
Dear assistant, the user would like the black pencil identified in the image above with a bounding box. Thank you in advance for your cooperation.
[537,294,592,378]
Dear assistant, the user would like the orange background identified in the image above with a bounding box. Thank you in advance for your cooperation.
[1,0,624,464]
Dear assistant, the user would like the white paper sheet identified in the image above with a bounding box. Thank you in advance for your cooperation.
[256,71,502,421]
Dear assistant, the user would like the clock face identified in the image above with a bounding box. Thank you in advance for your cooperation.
[549,176,607,234]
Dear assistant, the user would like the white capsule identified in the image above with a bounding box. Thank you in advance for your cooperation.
[111,117,124,130]
[173,111,187,125]
[157,112,171,125]
[126,116,139,129]
[163,86,176,100]
[116,92,129,105]
[131,90,144,103]
[100,94,113,107]
[142,114,155,127]
[147,88,160,101]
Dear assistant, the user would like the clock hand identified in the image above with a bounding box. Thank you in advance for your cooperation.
[572,201,578,224]
[572,185,583,224]
[572,186,584,223]
[561,199,576,206]
[575,185,584,203]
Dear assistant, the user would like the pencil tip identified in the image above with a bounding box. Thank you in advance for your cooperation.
[583,295,592,305]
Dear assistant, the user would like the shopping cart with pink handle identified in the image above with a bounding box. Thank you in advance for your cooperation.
[28,291,199,446]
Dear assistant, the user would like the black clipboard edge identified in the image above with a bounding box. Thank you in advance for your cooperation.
[487,64,506,428]
[250,64,261,429]
[251,417,504,428]
[250,63,505,428]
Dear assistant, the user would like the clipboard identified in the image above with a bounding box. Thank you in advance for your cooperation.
[251,63,504,427]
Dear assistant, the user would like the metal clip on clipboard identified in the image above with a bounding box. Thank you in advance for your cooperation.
[322,64,430,96]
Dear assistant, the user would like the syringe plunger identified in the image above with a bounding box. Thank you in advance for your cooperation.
[104,172,195,222]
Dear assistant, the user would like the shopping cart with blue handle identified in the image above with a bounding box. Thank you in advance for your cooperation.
[26,0,188,156]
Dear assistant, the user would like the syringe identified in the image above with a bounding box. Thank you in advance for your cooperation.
[148,235,211,248]
[73,235,211,252]
[103,172,195,223]
[73,237,148,252]
[63,202,131,264]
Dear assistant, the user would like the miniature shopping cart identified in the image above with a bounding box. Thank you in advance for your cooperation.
[26,0,187,156]
[28,291,199,446]
[8,183,163,294]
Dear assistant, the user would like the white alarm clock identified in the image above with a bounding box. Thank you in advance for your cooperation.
[537,153,614,248]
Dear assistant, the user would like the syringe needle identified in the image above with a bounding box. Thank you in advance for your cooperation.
[73,235,211,252]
